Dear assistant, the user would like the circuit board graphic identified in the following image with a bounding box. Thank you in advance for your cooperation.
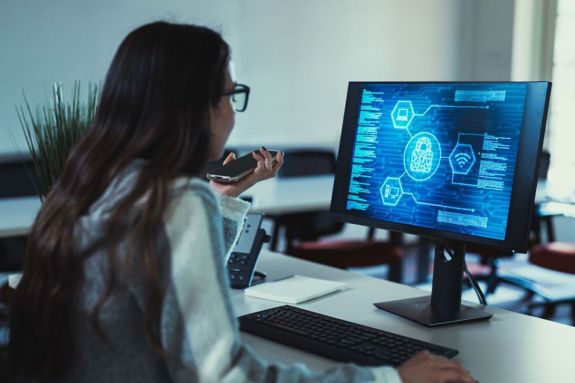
[345,83,527,240]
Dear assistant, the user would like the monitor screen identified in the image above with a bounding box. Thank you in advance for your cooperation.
[331,82,551,252]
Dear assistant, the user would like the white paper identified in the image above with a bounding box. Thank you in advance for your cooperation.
[244,275,346,304]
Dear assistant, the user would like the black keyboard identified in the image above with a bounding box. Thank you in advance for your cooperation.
[239,305,458,367]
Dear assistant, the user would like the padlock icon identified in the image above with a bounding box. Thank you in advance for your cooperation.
[410,137,433,173]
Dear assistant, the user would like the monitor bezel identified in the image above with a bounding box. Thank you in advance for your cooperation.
[330,81,551,253]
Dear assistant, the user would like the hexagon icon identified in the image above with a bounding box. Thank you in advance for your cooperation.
[380,177,403,206]
[391,100,415,129]
[449,143,476,175]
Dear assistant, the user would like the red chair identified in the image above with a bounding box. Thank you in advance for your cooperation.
[529,242,575,274]
[288,232,404,282]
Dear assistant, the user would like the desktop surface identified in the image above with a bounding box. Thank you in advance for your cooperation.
[233,250,575,383]
[0,196,42,238]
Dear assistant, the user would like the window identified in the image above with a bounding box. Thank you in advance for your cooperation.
[548,0,575,198]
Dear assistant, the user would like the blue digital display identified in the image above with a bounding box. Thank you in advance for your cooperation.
[345,83,527,240]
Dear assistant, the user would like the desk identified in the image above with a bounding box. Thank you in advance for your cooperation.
[245,175,334,215]
[0,176,334,238]
[234,250,575,382]
[0,196,41,238]
[532,201,575,243]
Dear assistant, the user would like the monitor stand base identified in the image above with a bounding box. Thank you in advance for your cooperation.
[374,296,493,327]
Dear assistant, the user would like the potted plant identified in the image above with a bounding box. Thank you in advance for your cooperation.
[16,82,99,199]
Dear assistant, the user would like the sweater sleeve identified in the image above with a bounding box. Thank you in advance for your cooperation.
[160,180,402,383]
[216,192,251,261]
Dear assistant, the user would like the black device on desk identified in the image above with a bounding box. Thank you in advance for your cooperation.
[227,213,270,289]
[330,81,552,326]
[239,305,458,367]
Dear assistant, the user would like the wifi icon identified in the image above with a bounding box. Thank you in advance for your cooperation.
[455,152,472,167]
[449,144,476,174]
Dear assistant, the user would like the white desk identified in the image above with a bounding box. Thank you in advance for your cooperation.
[245,175,333,215]
[0,176,334,238]
[0,196,41,238]
[234,250,575,383]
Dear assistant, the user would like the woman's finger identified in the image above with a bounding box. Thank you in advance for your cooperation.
[432,368,476,383]
[272,151,284,172]
[252,151,265,172]
[252,150,263,165]
[417,352,473,382]
[222,152,236,165]
[259,147,273,170]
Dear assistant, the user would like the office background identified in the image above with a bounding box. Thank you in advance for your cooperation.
[1,1,574,278]
[1,0,517,150]
[3,0,573,238]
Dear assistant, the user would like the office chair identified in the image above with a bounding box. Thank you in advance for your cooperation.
[288,230,404,282]
[273,149,403,282]
[0,154,38,199]
[277,149,337,178]
[0,155,39,272]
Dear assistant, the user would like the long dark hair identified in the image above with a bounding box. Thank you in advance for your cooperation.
[9,21,230,377]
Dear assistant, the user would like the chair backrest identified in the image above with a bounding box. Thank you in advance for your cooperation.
[277,149,336,178]
[0,155,38,198]
[0,155,37,273]
[538,150,551,180]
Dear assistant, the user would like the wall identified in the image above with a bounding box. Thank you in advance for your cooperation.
[0,0,515,156]
[458,0,516,81]
[230,0,465,147]
[0,0,238,154]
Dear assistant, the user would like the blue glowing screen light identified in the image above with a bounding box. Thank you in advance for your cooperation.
[345,83,528,240]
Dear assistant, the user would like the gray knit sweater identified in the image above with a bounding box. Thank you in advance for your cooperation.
[54,161,401,383]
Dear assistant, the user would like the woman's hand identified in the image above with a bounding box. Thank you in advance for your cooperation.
[210,147,284,198]
[398,351,476,383]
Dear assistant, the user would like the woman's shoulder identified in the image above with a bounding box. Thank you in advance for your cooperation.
[170,177,219,212]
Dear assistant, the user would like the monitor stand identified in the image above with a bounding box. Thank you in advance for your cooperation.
[374,241,493,327]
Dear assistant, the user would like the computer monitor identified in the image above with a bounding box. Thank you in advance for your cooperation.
[331,81,551,326]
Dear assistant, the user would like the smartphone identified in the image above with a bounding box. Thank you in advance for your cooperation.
[207,150,279,183]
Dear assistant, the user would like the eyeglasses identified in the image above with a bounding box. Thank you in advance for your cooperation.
[222,83,250,112]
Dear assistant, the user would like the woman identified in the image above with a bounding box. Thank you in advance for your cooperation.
[8,22,475,383]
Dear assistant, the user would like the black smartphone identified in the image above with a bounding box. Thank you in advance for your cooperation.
[206,150,279,184]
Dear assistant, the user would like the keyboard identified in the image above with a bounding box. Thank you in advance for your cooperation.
[239,305,458,367]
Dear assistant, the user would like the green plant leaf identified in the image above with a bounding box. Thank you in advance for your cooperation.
[17,81,99,199]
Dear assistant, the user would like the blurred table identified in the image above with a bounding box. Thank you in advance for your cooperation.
[4,178,573,281]
[0,196,41,238]
[0,176,336,239]
[245,175,334,215]
[533,181,575,243]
